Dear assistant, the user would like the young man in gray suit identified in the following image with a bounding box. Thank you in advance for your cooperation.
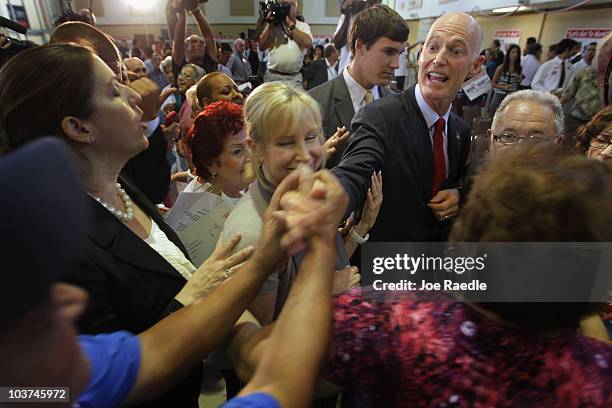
[308,5,408,168]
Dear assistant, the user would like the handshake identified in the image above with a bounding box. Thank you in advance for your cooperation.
[253,165,349,269]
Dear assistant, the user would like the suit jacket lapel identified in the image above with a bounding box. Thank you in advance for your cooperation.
[334,75,356,131]
[403,86,434,200]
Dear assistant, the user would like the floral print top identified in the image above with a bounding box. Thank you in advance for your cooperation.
[324,290,612,407]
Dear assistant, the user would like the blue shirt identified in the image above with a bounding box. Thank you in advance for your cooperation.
[75,332,141,408]
[222,393,281,408]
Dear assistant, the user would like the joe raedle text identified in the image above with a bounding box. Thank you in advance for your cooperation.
[372,279,487,292]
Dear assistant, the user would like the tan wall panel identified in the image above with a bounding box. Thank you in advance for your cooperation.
[230,0,254,16]
[406,19,419,46]
[326,0,341,18]
[75,0,105,17]
[475,13,545,51]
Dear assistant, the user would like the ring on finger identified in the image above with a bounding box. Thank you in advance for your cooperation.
[223,268,230,278]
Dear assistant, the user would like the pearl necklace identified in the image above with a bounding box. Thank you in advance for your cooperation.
[92,183,134,222]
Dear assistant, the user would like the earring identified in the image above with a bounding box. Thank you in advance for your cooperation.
[89,135,95,143]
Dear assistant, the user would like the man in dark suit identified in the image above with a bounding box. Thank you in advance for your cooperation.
[332,12,485,243]
[303,43,339,91]
[309,5,408,168]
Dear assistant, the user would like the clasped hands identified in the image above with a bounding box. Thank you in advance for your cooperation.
[252,165,349,270]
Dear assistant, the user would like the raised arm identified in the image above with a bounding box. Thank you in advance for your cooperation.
[238,229,337,407]
[192,7,218,64]
[287,18,312,51]
[331,104,390,217]
[172,9,187,66]
[257,22,273,52]
[332,13,351,51]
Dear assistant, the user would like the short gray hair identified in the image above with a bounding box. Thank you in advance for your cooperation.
[161,56,173,72]
[492,90,565,136]
[183,63,206,83]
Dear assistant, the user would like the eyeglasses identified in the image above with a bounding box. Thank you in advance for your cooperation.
[589,135,612,150]
[493,132,552,145]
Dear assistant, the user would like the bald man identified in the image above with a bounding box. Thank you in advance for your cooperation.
[124,57,148,81]
[332,12,484,242]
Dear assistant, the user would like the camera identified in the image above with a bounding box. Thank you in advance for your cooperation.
[259,0,291,26]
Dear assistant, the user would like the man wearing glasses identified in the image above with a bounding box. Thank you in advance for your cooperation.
[488,89,565,156]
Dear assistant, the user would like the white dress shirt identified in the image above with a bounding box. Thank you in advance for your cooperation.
[520,54,542,87]
[415,84,450,177]
[573,59,589,72]
[531,56,575,93]
[343,68,380,113]
[326,58,338,81]
[334,14,354,74]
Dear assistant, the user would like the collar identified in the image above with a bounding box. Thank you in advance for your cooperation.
[326,58,335,69]
[553,56,565,64]
[343,67,376,104]
[415,84,451,129]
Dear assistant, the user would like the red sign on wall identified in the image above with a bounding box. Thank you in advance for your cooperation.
[565,28,611,40]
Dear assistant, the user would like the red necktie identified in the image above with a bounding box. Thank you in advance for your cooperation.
[432,117,446,195]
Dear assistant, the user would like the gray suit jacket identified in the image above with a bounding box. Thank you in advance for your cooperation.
[308,74,390,168]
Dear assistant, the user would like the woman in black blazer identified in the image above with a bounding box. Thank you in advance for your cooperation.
[0,43,253,408]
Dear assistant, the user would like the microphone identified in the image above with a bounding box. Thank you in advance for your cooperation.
[0,16,27,35]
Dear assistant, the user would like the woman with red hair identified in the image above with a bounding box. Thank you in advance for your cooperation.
[183,101,252,199]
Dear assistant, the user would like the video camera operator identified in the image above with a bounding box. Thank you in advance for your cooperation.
[257,0,312,87]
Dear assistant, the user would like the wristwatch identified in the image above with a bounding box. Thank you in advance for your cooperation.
[350,226,369,245]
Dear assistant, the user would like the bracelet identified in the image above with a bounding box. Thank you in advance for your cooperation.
[350,226,369,245]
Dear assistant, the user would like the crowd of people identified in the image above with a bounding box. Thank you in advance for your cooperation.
[1,0,611,407]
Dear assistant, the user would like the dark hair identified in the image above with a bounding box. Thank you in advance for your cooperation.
[219,42,232,53]
[589,41,597,47]
[548,43,558,53]
[450,144,611,330]
[349,4,409,55]
[526,37,536,45]
[0,44,96,151]
[502,44,522,74]
[324,43,336,59]
[556,38,579,55]
[576,107,612,153]
[314,44,324,55]
[493,39,501,47]
[188,101,244,179]
[526,42,542,56]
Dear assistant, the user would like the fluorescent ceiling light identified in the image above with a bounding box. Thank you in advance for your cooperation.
[492,6,531,13]
[129,0,152,11]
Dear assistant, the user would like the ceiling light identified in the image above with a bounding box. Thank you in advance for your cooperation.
[492,6,531,13]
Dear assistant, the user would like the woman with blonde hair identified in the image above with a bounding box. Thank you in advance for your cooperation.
[221,82,381,324]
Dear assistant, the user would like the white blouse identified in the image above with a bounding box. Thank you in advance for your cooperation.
[144,220,196,280]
